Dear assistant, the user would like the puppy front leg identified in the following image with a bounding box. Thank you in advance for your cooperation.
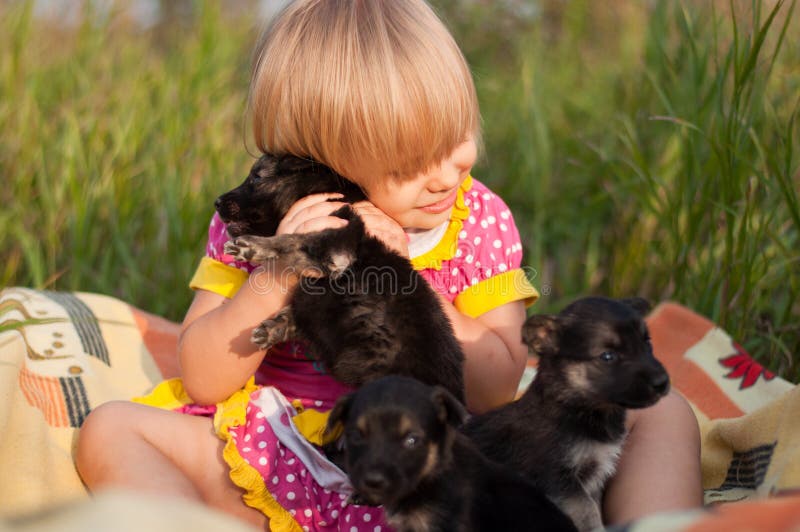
[252,306,298,350]
[225,234,322,273]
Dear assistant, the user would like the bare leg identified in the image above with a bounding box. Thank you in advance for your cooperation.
[76,401,268,529]
[603,391,703,525]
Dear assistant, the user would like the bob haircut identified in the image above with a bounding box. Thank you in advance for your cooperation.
[249,0,481,185]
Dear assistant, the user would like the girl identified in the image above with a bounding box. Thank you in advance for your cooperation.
[76,1,702,530]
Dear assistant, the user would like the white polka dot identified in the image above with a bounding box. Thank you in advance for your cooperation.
[488,215,496,224]
[363,514,372,522]
[459,230,468,239]
[287,492,296,500]
[272,476,279,484]
[498,263,508,272]
[319,522,327,527]
[287,458,296,466]
[474,201,481,210]
[501,210,510,219]
[485,268,492,276]
[374,527,382,532]
[480,220,488,229]
[471,277,478,285]
[258,441,267,449]
[258,457,267,466]
[451,267,459,276]
[506,248,512,256]
[314,400,323,407]
[471,191,479,197]
[304,509,312,517]
[500,223,508,232]
[475,261,481,268]
[468,216,476,224]
[346,514,351,523]
[256,411,264,419]
[244,434,251,442]
[302,526,308,532]
[465,254,474,264]
[332,510,339,518]
[473,236,481,245]
[493,239,502,248]
[449,286,458,294]
[351,527,358,532]
[490,252,496,261]
[257,425,265,433]
[286,474,296,482]
[482,193,491,200]
[242,447,251,452]
[455,248,463,257]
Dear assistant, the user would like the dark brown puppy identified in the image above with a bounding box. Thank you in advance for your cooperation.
[462,297,670,531]
[216,153,465,401]
[327,376,578,532]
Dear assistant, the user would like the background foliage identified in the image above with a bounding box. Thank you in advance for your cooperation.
[1,0,798,379]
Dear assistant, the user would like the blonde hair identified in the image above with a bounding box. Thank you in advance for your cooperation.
[249,0,481,185]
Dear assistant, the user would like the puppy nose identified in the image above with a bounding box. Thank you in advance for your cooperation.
[649,372,670,395]
[214,197,223,211]
[362,471,390,492]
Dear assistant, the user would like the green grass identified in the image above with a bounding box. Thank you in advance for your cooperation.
[1,1,798,380]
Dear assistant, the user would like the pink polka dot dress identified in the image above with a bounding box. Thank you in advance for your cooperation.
[138,175,538,531]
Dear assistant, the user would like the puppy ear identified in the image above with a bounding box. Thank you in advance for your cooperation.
[325,393,353,435]
[619,297,652,317]
[521,315,559,355]
[430,387,468,428]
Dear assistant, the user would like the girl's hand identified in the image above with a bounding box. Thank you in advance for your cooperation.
[352,201,409,258]
[276,193,348,235]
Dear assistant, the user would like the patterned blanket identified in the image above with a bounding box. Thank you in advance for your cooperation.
[1,287,798,530]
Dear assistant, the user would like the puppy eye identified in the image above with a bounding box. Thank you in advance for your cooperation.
[600,351,618,363]
[402,433,422,449]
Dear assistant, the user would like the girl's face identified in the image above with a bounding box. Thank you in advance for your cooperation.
[354,138,478,231]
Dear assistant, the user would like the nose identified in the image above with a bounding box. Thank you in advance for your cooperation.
[361,470,390,493]
[214,197,223,211]
[649,370,670,395]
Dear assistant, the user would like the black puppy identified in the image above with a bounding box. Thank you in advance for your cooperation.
[327,376,578,532]
[462,297,670,531]
[216,153,465,401]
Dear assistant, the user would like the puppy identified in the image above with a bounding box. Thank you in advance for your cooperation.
[327,376,578,532]
[462,297,670,531]
[215,154,465,401]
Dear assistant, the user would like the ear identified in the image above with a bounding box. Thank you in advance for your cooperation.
[325,393,353,435]
[619,297,652,317]
[521,315,559,354]
[430,387,468,428]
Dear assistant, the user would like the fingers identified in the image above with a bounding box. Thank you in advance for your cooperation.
[277,193,348,235]
[351,202,409,258]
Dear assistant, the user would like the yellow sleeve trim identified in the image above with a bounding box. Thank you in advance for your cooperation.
[454,269,539,318]
[132,378,194,409]
[189,256,249,298]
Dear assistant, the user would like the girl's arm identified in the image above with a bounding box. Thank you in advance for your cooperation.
[436,296,529,413]
[179,193,349,405]
[353,201,530,413]
[178,272,295,405]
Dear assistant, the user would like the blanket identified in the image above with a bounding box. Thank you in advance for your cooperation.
[0,286,798,530]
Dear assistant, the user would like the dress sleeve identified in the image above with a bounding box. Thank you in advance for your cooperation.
[452,186,539,318]
[188,213,253,298]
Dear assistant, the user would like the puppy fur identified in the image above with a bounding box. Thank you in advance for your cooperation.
[215,154,465,401]
[327,376,578,532]
[462,297,670,531]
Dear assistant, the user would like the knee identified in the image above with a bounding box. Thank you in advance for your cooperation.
[628,391,700,442]
[75,401,134,480]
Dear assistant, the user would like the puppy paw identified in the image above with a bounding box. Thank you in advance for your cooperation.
[251,312,295,350]
[224,236,279,263]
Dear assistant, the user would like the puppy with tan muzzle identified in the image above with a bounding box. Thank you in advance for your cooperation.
[327,375,578,532]
[462,297,670,531]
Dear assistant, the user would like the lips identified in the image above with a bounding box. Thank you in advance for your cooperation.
[420,189,457,214]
